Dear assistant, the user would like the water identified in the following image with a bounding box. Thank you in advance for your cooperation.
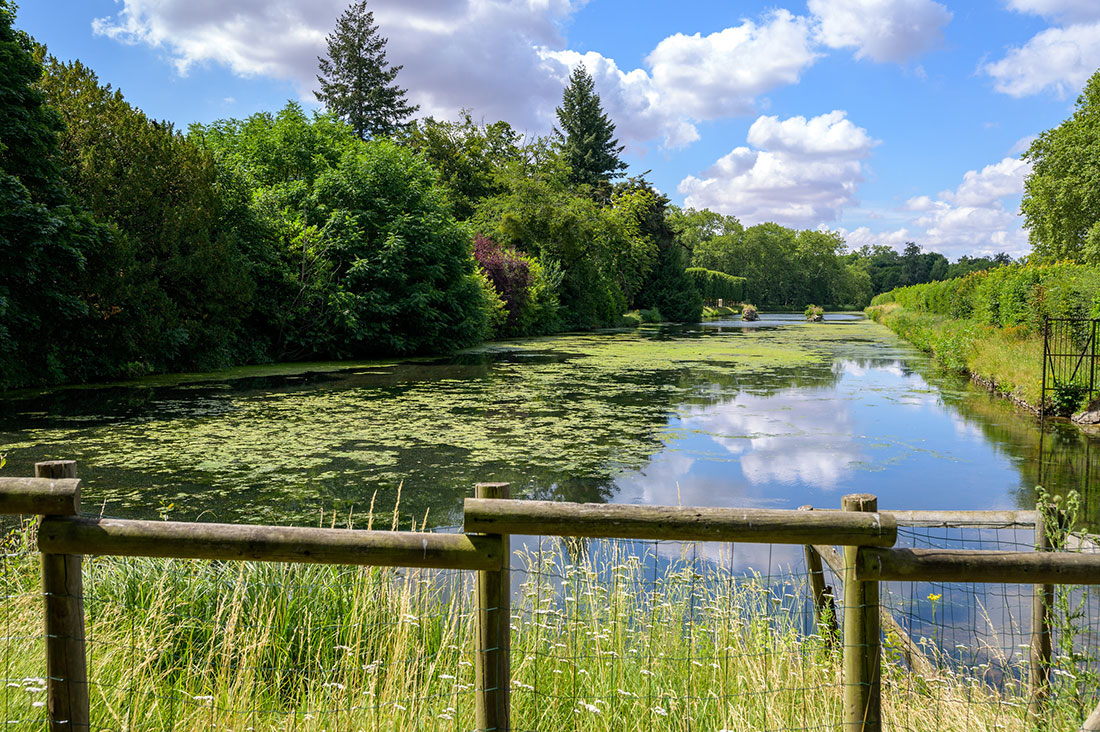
[0,313,1096,528]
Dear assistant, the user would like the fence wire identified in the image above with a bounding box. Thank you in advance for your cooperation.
[3,517,1100,730]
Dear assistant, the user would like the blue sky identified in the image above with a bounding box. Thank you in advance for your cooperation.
[15,0,1100,259]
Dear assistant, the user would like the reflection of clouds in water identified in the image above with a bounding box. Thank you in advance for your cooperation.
[678,388,860,489]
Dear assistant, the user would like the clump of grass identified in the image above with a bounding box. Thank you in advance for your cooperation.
[0,522,1080,730]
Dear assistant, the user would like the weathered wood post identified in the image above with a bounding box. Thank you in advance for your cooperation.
[842,493,881,732]
[799,506,838,644]
[36,460,89,732]
[1029,502,1055,721]
[474,482,510,731]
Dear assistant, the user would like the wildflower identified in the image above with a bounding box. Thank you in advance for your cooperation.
[927,593,941,602]
[653,706,668,716]
[577,702,600,714]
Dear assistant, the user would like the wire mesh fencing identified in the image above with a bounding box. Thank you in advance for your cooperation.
[5,510,1100,730]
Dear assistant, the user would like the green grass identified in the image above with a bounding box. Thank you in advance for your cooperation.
[0,521,1080,730]
[867,303,1046,409]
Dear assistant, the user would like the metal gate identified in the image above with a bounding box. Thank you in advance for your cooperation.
[1041,316,1099,416]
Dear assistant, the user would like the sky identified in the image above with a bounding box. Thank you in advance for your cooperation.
[14,0,1100,260]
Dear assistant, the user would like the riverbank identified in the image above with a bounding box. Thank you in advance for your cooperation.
[866,302,1045,413]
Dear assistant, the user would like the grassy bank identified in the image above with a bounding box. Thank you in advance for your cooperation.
[866,302,1045,410]
[868,262,1100,415]
[0,521,1074,731]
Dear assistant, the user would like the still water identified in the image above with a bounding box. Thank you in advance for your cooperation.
[0,313,1094,528]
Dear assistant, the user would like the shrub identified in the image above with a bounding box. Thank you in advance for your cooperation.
[741,304,759,321]
[473,234,531,334]
[804,304,824,321]
[686,267,746,303]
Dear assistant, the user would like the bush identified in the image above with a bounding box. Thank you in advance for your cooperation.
[639,307,663,323]
[741,304,759,321]
[804,304,824,322]
[686,267,745,303]
[870,262,1100,330]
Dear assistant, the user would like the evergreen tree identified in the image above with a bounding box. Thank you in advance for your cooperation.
[315,1,418,139]
[555,64,627,189]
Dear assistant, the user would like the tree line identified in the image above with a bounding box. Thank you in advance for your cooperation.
[0,0,1015,390]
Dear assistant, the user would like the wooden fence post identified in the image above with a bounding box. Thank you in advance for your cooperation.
[1030,502,1055,721]
[842,493,881,732]
[474,482,510,731]
[36,460,88,732]
[799,506,838,644]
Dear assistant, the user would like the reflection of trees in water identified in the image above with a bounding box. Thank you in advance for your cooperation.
[915,369,1100,527]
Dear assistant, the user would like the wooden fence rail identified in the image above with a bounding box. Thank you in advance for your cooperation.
[0,464,1094,732]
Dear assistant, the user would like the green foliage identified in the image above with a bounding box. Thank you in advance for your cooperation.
[195,104,487,357]
[678,212,871,309]
[0,4,120,388]
[315,1,417,140]
[404,112,524,220]
[554,64,626,192]
[804,304,824,321]
[871,262,1100,331]
[1022,69,1100,264]
[618,180,701,323]
[473,162,629,330]
[39,54,255,374]
[638,307,663,323]
[686,268,745,303]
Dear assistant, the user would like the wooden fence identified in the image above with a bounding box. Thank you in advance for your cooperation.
[2,460,1098,731]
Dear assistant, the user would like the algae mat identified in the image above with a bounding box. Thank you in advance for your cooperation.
[0,314,1090,527]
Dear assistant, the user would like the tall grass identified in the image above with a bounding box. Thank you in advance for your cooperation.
[0,521,1082,730]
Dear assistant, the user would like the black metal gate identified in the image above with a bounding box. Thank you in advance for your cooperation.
[1041,317,1099,416]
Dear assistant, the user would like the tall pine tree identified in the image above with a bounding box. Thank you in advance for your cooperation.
[555,64,626,189]
[315,1,417,140]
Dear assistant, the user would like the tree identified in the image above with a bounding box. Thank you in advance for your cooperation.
[315,1,418,140]
[554,64,626,190]
[0,2,117,388]
[1022,70,1100,265]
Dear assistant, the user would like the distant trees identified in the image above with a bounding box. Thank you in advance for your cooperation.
[1022,69,1100,265]
[315,0,418,139]
[555,64,626,191]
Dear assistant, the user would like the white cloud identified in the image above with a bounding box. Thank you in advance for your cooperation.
[983,21,1100,98]
[93,0,582,132]
[808,0,952,63]
[91,1,826,151]
[1005,0,1100,23]
[839,226,914,248]
[678,111,879,227]
[848,157,1031,257]
[645,10,820,119]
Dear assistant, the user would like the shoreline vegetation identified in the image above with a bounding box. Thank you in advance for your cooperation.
[866,261,1100,420]
[0,520,1070,731]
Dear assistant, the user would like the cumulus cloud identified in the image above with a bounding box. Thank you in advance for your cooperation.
[645,10,819,119]
[1005,0,1100,23]
[678,111,879,227]
[91,1,828,151]
[93,0,581,131]
[983,21,1100,97]
[849,157,1031,257]
[808,0,952,63]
